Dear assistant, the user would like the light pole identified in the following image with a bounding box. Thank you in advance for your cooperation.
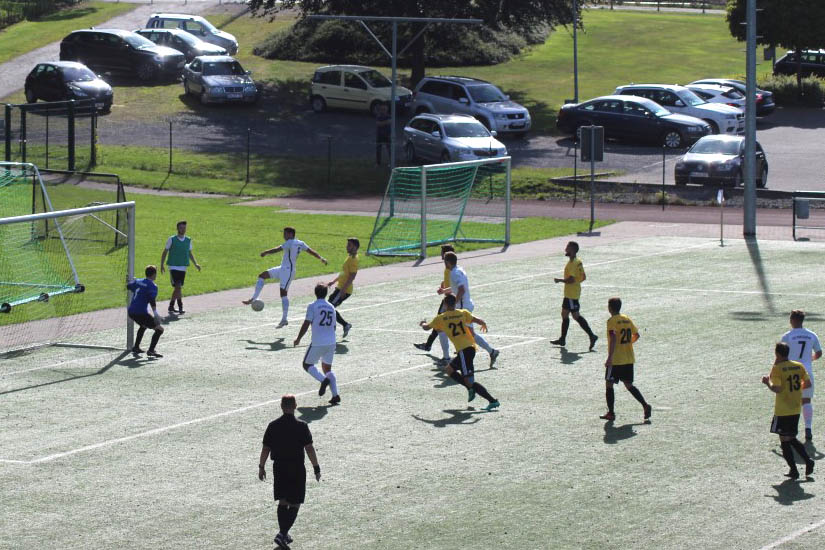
[573,0,579,103]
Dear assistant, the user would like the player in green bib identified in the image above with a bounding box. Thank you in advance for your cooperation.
[160,221,201,314]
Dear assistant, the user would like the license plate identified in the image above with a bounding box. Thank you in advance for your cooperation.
[227,93,242,99]
[96,102,105,108]
[689,171,708,178]
[510,123,526,129]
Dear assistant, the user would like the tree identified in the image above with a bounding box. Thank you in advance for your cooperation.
[246,0,574,85]
[726,0,825,88]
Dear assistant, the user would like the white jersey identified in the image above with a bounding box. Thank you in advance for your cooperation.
[449,266,474,311]
[781,327,821,372]
[305,298,336,345]
[280,238,309,273]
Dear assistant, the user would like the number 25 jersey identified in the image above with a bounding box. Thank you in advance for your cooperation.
[429,309,476,352]
[305,298,336,345]
[770,360,810,416]
[606,313,638,365]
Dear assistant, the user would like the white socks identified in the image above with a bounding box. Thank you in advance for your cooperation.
[473,330,493,353]
[281,296,289,321]
[306,365,325,382]
[803,402,813,429]
[250,277,265,300]
[438,331,449,359]
[326,371,339,396]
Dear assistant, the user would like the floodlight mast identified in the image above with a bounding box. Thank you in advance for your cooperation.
[743,0,757,236]
[308,15,482,172]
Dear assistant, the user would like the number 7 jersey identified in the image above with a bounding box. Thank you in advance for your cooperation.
[606,313,638,365]
[770,360,811,416]
[429,309,476,352]
[306,298,336,345]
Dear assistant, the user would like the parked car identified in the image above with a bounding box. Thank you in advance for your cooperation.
[614,83,743,135]
[134,28,226,62]
[310,65,412,116]
[181,55,258,104]
[686,84,746,111]
[24,61,113,112]
[59,29,186,81]
[410,75,531,135]
[773,50,825,78]
[145,13,238,55]
[689,79,776,117]
[674,135,768,187]
[403,113,508,164]
[556,95,711,148]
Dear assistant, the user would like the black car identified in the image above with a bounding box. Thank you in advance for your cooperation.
[773,50,825,78]
[674,135,768,187]
[24,61,113,112]
[556,95,711,148]
[689,79,776,117]
[134,28,226,62]
[59,29,186,81]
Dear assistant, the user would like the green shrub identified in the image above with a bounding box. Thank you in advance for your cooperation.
[759,74,825,107]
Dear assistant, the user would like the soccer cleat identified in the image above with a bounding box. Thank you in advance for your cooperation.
[643,404,652,421]
[177,309,185,315]
[276,319,288,328]
[319,377,330,396]
[589,334,599,351]
[342,323,352,338]
[329,395,341,405]
[131,346,144,355]
[806,428,813,442]
[483,400,500,411]
[550,338,565,346]
[785,469,800,480]
[413,343,432,352]
[600,411,616,421]
[274,532,291,549]
[468,388,476,402]
[490,349,500,367]
[146,350,163,358]
[806,459,815,477]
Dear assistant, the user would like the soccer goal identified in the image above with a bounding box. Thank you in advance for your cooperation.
[367,157,511,257]
[0,162,135,356]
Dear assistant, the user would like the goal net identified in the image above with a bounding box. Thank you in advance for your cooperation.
[367,157,511,257]
[0,162,134,356]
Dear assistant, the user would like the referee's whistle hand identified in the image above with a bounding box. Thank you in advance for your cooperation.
[258,470,266,481]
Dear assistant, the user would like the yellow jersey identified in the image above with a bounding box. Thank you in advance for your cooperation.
[429,309,476,352]
[770,360,811,416]
[607,314,638,365]
[564,257,585,299]
[336,254,358,294]
[442,267,451,290]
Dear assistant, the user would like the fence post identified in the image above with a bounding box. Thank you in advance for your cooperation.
[68,100,75,171]
[4,104,11,161]
[20,107,27,164]
[90,104,97,167]
[168,120,172,174]
[573,138,578,207]
[246,127,250,184]
[45,106,49,169]
[662,145,666,210]
[326,135,332,189]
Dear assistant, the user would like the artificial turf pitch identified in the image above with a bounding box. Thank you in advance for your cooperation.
[2,235,825,549]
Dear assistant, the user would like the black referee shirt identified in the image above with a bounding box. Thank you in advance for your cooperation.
[263,414,313,463]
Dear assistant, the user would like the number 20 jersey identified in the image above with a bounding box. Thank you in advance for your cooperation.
[306,298,336,345]
[606,313,638,365]
[429,309,476,352]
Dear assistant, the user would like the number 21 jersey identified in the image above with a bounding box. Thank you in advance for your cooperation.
[429,309,476,352]
[306,298,336,345]
[606,313,638,365]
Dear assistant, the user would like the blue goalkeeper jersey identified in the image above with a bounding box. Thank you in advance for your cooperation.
[127,278,157,315]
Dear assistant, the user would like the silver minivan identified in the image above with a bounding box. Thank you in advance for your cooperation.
[145,13,238,55]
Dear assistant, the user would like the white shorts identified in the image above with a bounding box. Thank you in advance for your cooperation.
[266,266,296,290]
[303,343,335,366]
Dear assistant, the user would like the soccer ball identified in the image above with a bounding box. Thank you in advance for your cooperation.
[251,299,265,312]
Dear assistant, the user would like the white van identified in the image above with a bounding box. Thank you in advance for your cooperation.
[310,65,412,116]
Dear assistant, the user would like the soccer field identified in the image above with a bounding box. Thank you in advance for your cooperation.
[3,234,825,549]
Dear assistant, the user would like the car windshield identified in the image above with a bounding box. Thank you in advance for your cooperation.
[357,69,390,88]
[123,34,155,48]
[173,31,199,46]
[443,122,491,138]
[467,84,507,103]
[676,89,706,107]
[198,18,217,33]
[689,138,741,155]
[203,61,245,76]
[646,102,670,117]
[61,67,97,82]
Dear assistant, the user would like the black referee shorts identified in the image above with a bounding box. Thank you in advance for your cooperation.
[169,269,186,288]
[328,288,350,307]
[273,461,307,504]
[561,298,580,313]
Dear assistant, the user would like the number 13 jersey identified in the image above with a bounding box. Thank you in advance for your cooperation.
[429,309,476,352]
[770,360,810,416]
[606,313,638,365]
[306,298,336,345]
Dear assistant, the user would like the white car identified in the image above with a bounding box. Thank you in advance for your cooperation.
[686,84,746,111]
[614,84,744,135]
[404,113,508,164]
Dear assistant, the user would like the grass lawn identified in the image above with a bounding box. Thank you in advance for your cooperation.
[0,1,136,65]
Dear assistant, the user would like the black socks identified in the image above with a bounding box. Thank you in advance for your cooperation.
[606,386,615,413]
[576,316,594,337]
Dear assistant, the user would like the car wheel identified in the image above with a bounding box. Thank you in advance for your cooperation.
[758,166,768,188]
[440,150,451,163]
[311,96,326,113]
[137,61,156,82]
[25,88,36,104]
[662,130,684,149]
[405,142,417,163]
[704,120,719,134]
[370,100,386,118]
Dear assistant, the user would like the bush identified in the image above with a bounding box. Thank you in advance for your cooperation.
[253,19,549,67]
[759,74,825,107]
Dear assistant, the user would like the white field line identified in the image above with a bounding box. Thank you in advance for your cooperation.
[586,284,825,298]
[0,337,543,465]
[758,517,825,550]
[361,328,543,339]
[2,239,718,378]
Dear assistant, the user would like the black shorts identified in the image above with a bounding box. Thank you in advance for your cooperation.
[561,298,580,313]
[450,347,476,378]
[272,461,307,504]
[770,414,800,437]
[328,288,350,307]
[169,269,186,287]
[606,364,634,384]
[129,312,158,329]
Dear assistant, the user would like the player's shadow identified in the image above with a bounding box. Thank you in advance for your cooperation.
[296,405,330,423]
[771,447,825,463]
[558,346,584,365]
[0,350,134,396]
[242,337,287,352]
[411,409,486,428]
[335,342,349,354]
[766,478,816,505]
[603,421,647,444]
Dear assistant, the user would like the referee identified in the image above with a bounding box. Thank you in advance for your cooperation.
[258,394,321,549]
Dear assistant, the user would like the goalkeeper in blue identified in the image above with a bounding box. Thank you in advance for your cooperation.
[127,265,165,358]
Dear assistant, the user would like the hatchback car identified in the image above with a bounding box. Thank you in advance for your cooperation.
[310,65,412,116]
[24,61,113,112]
[674,135,768,187]
[59,29,186,81]
[689,79,776,117]
[181,55,258,104]
[135,28,226,62]
[686,84,746,111]
[557,95,711,148]
[411,76,531,135]
[145,13,238,54]
[403,113,508,164]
